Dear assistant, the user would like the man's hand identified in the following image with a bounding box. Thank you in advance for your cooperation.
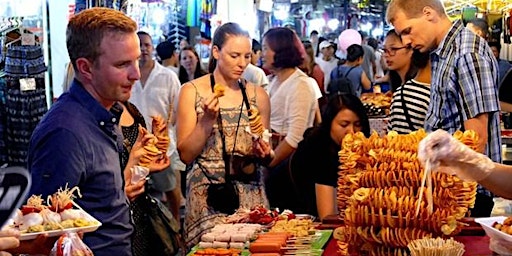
[0,229,20,255]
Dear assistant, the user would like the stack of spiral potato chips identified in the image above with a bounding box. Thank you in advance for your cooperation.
[336,129,478,255]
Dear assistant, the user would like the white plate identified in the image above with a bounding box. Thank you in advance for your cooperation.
[474,216,512,242]
[19,210,101,241]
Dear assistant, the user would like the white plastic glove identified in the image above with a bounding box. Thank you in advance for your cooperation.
[418,129,495,182]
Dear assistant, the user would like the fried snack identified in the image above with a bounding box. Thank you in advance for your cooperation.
[151,115,170,153]
[138,126,161,167]
[336,129,478,254]
[248,107,264,136]
[213,84,225,98]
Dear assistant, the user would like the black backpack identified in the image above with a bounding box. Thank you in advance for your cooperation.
[327,66,356,95]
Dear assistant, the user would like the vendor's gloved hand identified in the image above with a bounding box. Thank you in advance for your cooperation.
[418,129,495,182]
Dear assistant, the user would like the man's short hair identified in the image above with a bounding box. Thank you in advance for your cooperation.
[67,7,137,70]
[386,0,446,24]
[156,41,177,60]
[467,18,489,38]
[310,30,319,36]
[488,41,501,53]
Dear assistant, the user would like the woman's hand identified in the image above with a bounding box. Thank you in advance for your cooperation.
[124,174,146,202]
[253,138,274,165]
[199,94,220,125]
[148,155,171,173]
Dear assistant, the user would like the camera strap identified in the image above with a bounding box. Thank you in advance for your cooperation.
[209,74,245,181]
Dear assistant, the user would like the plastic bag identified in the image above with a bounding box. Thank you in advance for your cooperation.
[492,198,512,217]
[50,232,93,256]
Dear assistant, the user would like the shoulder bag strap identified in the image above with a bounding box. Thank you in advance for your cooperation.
[344,66,356,77]
[400,84,416,131]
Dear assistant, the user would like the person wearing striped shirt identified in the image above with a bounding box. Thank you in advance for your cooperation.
[388,50,431,134]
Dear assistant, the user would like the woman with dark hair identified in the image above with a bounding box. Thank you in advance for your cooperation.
[377,29,417,92]
[261,27,318,169]
[328,44,372,97]
[179,46,207,84]
[266,94,370,219]
[388,50,431,134]
[301,41,325,94]
[176,22,272,247]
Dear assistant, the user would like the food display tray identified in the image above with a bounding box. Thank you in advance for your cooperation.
[19,209,101,241]
[187,229,332,256]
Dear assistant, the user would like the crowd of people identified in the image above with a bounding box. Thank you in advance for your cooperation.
[2,0,512,255]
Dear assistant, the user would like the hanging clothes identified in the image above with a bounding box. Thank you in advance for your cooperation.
[187,0,200,27]
[4,44,47,167]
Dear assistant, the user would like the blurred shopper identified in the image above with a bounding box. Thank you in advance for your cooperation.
[301,41,325,94]
[28,8,138,255]
[178,46,207,85]
[176,22,272,247]
[466,18,489,40]
[328,44,372,97]
[130,31,182,225]
[310,30,319,56]
[367,37,385,80]
[315,40,338,91]
[242,39,269,88]
[156,40,179,74]
[261,27,317,169]
[388,50,431,134]
[387,0,501,217]
[488,41,512,84]
[266,94,370,220]
[359,31,377,82]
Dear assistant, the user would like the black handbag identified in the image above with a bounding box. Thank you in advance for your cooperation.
[146,194,186,255]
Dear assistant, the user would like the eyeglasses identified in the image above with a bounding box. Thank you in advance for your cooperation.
[382,46,410,56]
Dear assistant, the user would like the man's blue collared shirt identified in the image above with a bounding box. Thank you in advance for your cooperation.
[427,20,502,197]
[28,80,133,255]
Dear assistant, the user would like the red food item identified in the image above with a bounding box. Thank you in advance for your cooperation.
[249,242,282,253]
[49,202,73,213]
[250,254,281,256]
[21,205,40,215]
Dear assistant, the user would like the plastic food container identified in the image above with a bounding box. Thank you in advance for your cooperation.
[474,216,512,255]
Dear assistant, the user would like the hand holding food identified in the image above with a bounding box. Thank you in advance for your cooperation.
[0,229,20,251]
[418,129,494,182]
[151,115,170,154]
[248,107,264,137]
[137,126,161,168]
[213,84,225,98]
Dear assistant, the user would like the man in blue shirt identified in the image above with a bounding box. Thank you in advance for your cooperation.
[387,0,501,217]
[27,8,141,255]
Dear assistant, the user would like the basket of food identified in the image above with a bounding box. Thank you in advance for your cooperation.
[2,184,101,240]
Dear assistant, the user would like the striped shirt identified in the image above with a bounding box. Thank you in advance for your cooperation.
[426,20,502,197]
[388,79,430,134]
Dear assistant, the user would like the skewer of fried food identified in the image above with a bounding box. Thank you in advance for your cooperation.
[415,159,434,217]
